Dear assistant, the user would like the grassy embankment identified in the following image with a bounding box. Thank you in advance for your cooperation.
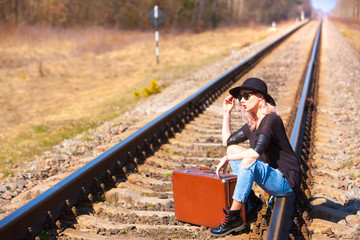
[0,22,293,176]
[332,19,360,53]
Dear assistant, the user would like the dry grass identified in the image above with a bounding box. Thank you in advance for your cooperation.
[332,20,360,54]
[0,23,292,169]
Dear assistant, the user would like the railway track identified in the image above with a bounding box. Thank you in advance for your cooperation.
[1,19,359,240]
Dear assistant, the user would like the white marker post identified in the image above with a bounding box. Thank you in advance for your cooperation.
[301,10,305,21]
[154,5,160,64]
[147,5,165,64]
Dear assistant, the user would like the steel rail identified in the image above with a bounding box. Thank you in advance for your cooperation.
[265,20,322,240]
[0,21,308,240]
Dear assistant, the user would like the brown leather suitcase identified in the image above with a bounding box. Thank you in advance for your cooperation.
[172,167,237,228]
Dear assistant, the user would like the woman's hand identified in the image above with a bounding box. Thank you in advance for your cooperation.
[216,156,229,178]
[223,96,235,113]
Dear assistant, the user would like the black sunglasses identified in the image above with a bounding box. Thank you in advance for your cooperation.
[237,92,257,101]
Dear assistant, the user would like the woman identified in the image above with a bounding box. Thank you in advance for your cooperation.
[210,77,300,237]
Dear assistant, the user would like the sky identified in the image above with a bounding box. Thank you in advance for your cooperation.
[311,0,338,13]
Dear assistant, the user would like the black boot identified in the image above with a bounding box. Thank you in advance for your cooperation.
[246,190,263,221]
[210,208,246,237]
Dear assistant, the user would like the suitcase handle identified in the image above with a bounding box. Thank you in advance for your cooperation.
[199,167,235,180]
[182,169,215,175]
[174,168,236,180]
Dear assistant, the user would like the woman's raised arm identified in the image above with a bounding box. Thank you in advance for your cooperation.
[222,96,235,146]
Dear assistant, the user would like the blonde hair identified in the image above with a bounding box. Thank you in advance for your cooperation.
[240,94,279,131]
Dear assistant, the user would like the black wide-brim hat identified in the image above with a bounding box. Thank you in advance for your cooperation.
[229,77,276,106]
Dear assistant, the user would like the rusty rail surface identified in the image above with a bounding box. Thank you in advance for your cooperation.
[0,21,308,240]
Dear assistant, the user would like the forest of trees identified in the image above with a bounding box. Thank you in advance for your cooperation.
[0,0,313,31]
[330,0,360,21]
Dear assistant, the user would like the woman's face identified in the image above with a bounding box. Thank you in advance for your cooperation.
[239,91,262,113]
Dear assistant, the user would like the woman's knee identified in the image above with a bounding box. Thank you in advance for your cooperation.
[227,145,247,155]
[240,158,256,168]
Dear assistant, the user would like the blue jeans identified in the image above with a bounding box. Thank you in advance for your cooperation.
[229,159,293,203]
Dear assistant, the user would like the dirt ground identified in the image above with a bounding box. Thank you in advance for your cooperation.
[0,25,272,135]
[0,23,279,166]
